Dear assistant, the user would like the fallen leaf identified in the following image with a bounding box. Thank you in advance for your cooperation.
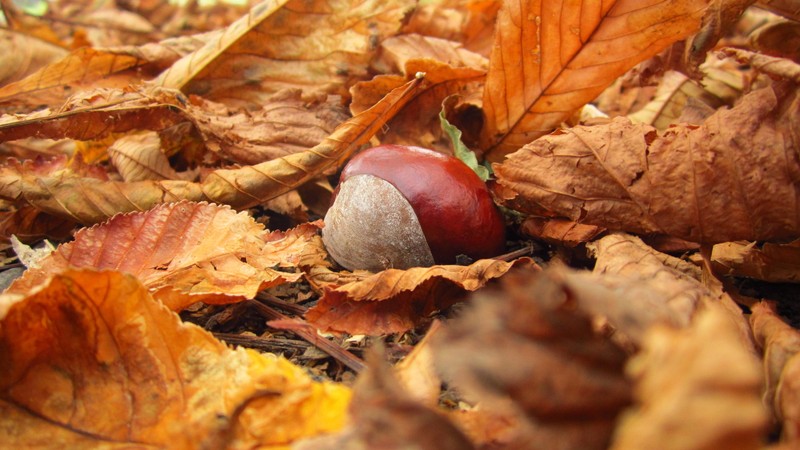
[305,258,537,335]
[6,201,315,311]
[520,216,605,247]
[712,240,800,283]
[495,83,800,244]
[627,70,724,129]
[611,304,768,450]
[403,0,500,56]
[154,0,414,106]
[394,320,443,406]
[0,269,350,449]
[750,301,800,441]
[0,28,67,88]
[0,77,424,223]
[295,350,474,450]
[432,267,632,450]
[480,0,710,160]
[108,131,188,181]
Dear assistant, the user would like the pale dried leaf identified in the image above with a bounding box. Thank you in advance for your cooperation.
[433,267,632,450]
[154,0,413,107]
[495,84,800,244]
[5,202,315,310]
[394,321,443,406]
[305,258,537,335]
[0,77,425,223]
[712,240,800,283]
[611,304,767,450]
[108,131,186,181]
[628,70,723,129]
[374,34,488,75]
[757,0,800,22]
[403,0,500,56]
[480,0,710,160]
[723,47,800,82]
[750,301,800,440]
[0,29,67,88]
[0,269,350,449]
[750,19,800,61]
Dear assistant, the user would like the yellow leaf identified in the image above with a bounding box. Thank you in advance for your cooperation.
[0,269,350,449]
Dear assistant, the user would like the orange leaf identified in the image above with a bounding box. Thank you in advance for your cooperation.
[0,269,350,448]
[305,258,537,335]
[480,0,710,160]
[6,201,319,310]
[495,84,800,243]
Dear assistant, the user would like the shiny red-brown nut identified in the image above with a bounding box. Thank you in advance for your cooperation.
[322,145,505,271]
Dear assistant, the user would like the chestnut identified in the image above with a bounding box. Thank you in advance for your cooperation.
[322,145,505,271]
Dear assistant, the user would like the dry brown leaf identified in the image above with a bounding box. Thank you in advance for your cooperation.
[712,241,800,283]
[611,304,768,450]
[403,0,500,57]
[296,351,474,450]
[757,0,800,22]
[154,0,414,107]
[0,269,350,449]
[0,29,67,88]
[495,83,800,244]
[480,0,710,161]
[0,39,205,112]
[750,18,800,61]
[5,201,317,311]
[373,34,488,75]
[0,77,424,223]
[684,0,756,74]
[305,258,537,335]
[627,70,724,129]
[432,267,632,450]
[351,59,485,155]
[0,206,76,242]
[520,216,605,247]
[723,46,800,82]
[108,131,189,181]
[750,301,800,441]
[187,89,349,165]
[394,320,443,406]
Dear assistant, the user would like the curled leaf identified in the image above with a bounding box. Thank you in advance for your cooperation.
[305,258,537,335]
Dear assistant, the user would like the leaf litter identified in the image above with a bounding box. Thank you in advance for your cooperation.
[1,0,800,448]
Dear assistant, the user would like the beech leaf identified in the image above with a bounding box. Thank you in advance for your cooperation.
[0,269,350,448]
[480,0,711,160]
[495,84,800,244]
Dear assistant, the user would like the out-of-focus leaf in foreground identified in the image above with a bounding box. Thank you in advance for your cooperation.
[154,0,414,107]
[495,83,800,244]
[305,258,538,335]
[611,304,767,450]
[432,267,632,449]
[0,77,424,223]
[6,201,318,311]
[296,351,474,450]
[480,0,710,160]
[750,301,800,442]
[0,269,350,449]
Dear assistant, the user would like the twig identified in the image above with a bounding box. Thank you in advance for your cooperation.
[246,299,366,373]
[255,292,308,315]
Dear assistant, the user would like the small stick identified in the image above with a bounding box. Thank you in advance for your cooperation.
[256,292,308,315]
[247,300,366,373]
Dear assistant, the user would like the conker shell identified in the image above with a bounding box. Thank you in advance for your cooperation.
[323,145,506,269]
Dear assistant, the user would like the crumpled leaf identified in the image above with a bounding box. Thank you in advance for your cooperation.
[432,267,632,450]
[0,269,350,449]
[611,304,768,450]
[712,240,800,283]
[750,301,800,441]
[305,258,538,335]
[402,0,500,57]
[480,0,710,161]
[520,216,604,247]
[0,77,424,223]
[295,350,474,450]
[495,83,800,244]
[627,70,724,129]
[5,201,320,311]
[154,0,414,106]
